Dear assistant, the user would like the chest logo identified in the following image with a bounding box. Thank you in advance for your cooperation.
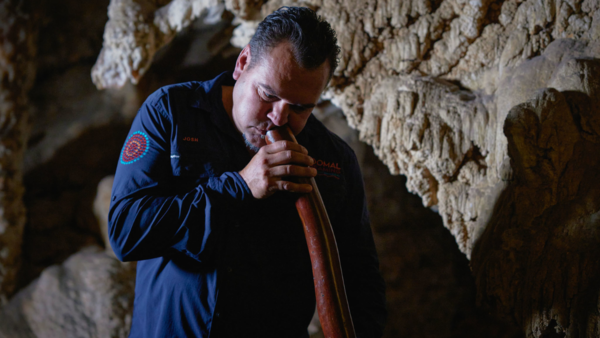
[312,159,342,179]
[183,137,199,142]
[120,131,149,165]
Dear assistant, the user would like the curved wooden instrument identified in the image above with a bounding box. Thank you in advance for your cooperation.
[266,126,356,338]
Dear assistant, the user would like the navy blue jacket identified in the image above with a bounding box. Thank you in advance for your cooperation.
[109,72,386,337]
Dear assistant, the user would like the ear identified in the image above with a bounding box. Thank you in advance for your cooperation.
[233,45,252,80]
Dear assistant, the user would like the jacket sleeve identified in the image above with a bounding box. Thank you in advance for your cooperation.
[108,92,251,263]
[336,149,387,338]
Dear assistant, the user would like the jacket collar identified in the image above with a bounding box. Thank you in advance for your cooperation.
[188,71,243,142]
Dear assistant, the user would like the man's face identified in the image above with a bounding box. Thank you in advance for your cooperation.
[231,41,330,151]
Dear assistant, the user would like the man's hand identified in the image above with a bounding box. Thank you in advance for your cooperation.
[239,140,317,199]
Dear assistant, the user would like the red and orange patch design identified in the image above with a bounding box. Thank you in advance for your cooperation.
[120,131,149,165]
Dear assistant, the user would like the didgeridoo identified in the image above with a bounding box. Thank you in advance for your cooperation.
[266,126,356,338]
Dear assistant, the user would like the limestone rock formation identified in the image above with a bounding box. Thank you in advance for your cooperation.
[473,81,600,338]
[91,0,226,89]
[90,0,600,336]
[0,246,136,338]
[0,0,36,303]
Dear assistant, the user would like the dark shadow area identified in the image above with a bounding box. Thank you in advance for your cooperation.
[18,123,131,290]
[362,147,522,338]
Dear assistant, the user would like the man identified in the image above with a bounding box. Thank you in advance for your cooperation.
[109,6,386,338]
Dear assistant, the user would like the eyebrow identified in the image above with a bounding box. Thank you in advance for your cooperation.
[259,83,316,110]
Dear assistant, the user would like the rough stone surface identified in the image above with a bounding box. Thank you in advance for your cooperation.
[91,0,226,89]
[4,0,139,292]
[20,123,131,289]
[225,0,264,19]
[472,85,600,338]
[0,246,136,338]
[16,0,239,291]
[0,0,36,303]
[26,65,139,172]
[316,103,521,338]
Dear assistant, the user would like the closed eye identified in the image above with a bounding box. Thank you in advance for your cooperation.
[257,83,314,113]
[258,86,278,102]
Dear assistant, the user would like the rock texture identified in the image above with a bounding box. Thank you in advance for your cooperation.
[316,103,521,338]
[0,246,136,338]
[0,0,36,303]
[20,123,131,287]
[26,65,139,172]
[89,0,600,336]
[91,0,227,89]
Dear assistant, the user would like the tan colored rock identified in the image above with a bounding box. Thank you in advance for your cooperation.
[0,246,136,338]
[473,85,600,338]
[25,66,139,172]
[224,0,264,19]
[0,0,36,304]
[91,0,225,89]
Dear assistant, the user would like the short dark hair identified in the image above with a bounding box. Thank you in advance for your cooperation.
[249,6,340,79]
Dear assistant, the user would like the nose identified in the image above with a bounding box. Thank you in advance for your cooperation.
[267,102,289,126]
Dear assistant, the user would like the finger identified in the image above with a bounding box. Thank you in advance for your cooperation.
[272,180,313,193]
[268,150,315,167]
[264,140,308,155]
[269,165,317,178]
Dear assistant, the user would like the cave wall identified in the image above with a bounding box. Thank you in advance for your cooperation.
[0,0,599,337]
[0,0,36,304]
[1,0,238,335]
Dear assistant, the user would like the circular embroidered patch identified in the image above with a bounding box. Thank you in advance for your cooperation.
[120,131,149,165]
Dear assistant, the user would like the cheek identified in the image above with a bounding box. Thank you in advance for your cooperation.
[236,94,265,124]
[250,100,272,121]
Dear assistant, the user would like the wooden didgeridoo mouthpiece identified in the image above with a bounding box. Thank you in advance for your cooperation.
[266,126,356,338]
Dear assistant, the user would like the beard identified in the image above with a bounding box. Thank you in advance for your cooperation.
[242,133,261,153]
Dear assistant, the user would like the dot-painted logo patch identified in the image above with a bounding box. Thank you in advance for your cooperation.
[120,131,149,165]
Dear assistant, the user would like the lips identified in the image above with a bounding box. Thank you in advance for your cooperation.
[252,126,270,136]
